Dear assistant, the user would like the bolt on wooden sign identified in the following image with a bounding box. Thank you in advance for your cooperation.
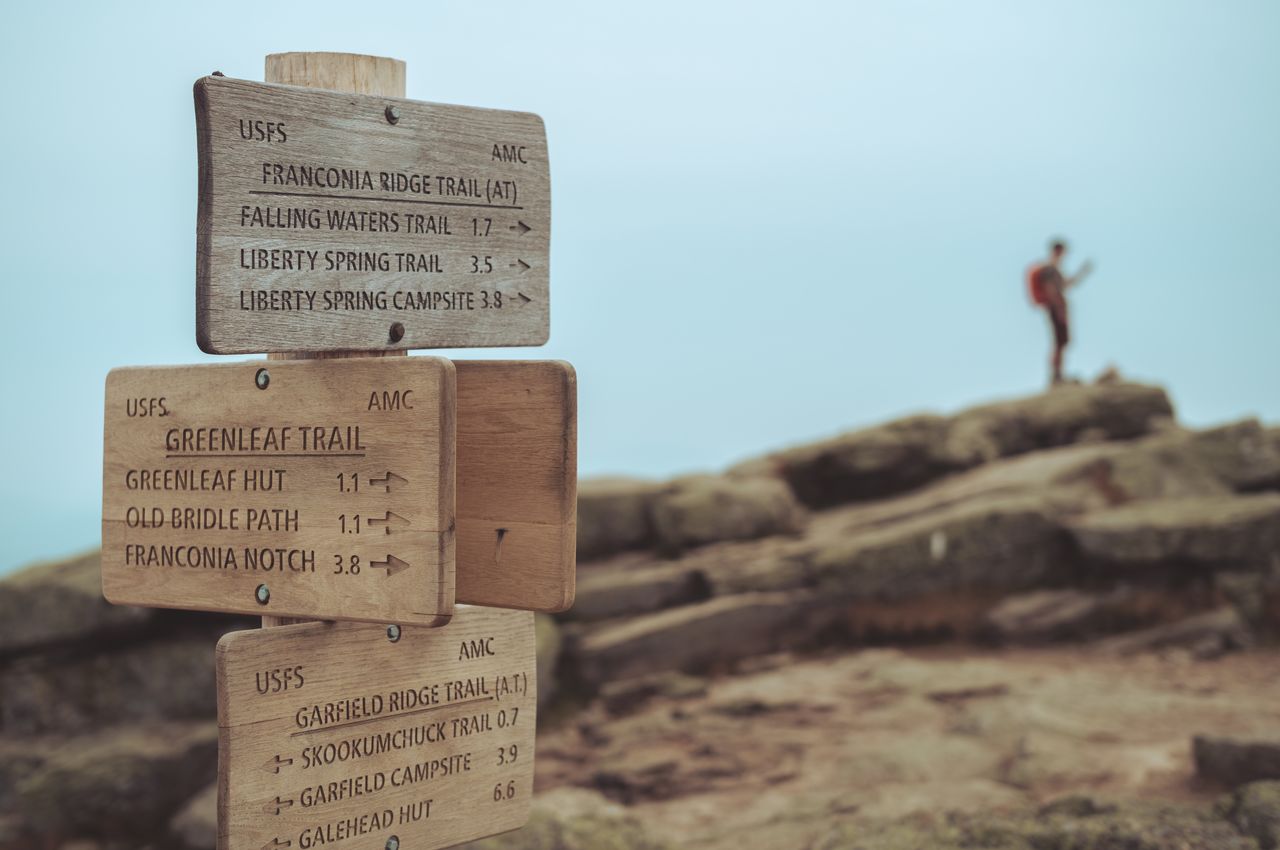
[195,75,550,353]
[217,607,536,850]
[102,358,456,625]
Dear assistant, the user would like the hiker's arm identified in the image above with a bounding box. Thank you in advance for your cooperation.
[1067,260,1094,288]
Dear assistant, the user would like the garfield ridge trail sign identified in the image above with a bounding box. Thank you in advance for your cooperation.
[102,358,456,625]
[217,607,536,850]
[195,75,550,353]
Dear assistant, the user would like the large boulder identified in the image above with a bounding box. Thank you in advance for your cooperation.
[767,383,1173,510]
[564,557,709,622]
[771,413,957,508]
[1086,434,1231,506]
[648,475,804,555]
[943,382,1174,465]
[810,496,1074,603]
[576,478,662,561]
[0,633,222,735]
[1069,493,1280,568]
[1195,735,1280,787]
[0,552,151,656]
[834,423,1236,522]
[1187,419,1280,493]
[685,534,817,597]
[1072,421,1280,508]
[15,721,217,840]
[573,592,812,687]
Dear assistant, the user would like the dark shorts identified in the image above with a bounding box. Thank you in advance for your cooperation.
[1047,303,1070,347]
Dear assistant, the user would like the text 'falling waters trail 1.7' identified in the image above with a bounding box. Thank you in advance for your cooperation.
[99,51,576,850]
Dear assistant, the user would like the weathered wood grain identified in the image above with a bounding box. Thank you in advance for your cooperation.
[266,52,405,99]
[195,74,550,354]
[455,361,577,612]
[217,607,535,850]
[101,358,456,625]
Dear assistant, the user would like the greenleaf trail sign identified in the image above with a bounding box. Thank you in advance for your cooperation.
[102,358,457,625]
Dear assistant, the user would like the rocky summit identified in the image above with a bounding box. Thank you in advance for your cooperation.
[3,378,1280,850]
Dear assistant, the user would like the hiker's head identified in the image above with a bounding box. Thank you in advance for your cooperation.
[1049,239,1068,264]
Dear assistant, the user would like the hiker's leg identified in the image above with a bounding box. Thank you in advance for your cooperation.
[1048,305,1069,385]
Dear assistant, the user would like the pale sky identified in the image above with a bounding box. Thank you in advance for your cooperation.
[1,0,1277,572]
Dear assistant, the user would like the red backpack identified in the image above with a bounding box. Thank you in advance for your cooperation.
[1026,263,1049,306]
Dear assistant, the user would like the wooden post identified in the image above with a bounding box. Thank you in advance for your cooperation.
[261,51,407,627]
[265,52,407,363]
[265,51,404,98]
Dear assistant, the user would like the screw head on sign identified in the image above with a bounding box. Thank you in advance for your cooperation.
[255,584,270,605]
[387,625,402,643]
[386,836,400,850]
[389,322,405,343]
[255,368,270,390]
[385,105,401,125]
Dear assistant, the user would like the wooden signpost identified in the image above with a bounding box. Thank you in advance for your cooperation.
[100,51,575,850]
[195,75,550,353]
[455,361,576,612]
[102,358,456,625]
[217,607,536,850]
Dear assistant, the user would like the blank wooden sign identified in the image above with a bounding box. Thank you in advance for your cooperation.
[217,607,535,850]
[102,358,455,625]
[194,75,550,354]
[455,361,576,612]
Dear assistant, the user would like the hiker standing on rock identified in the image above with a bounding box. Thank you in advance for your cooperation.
[1027,238,1093,386]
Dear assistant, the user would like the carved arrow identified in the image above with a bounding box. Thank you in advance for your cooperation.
[369,471,408,493]
[263,753,293,774]
[268,796,294,815]
[370,555,411,576]
[262,839,291,850]
[367,511,410,534]
[509,220,531,234]
[511,292,532,305]
[509,259,531,271]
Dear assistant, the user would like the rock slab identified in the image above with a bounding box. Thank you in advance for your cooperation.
[1196,736,1280,787]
